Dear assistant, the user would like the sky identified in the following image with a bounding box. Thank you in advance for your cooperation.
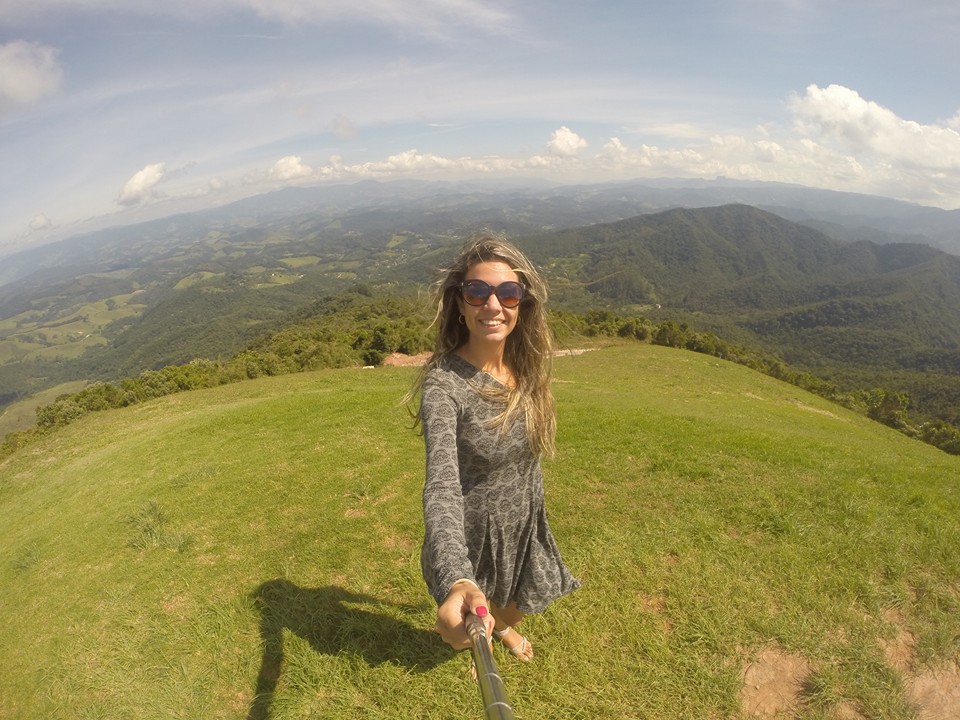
[2,0,959,255]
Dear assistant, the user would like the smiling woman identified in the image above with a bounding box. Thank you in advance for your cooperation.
[406,232,580,675]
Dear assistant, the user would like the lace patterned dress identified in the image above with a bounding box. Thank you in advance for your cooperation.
[420,354,580,613]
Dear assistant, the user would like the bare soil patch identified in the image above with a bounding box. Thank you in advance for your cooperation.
[382,351,432,367]
[908,662,960,720]
[381,348,597,368]
[741,648,811,718]
[740,611,959,719]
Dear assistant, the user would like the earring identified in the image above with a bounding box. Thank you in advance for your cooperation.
[459,314,466,325]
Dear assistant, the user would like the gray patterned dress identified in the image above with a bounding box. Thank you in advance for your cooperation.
[420,353,580,614]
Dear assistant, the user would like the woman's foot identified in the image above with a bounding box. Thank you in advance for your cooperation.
[469,636,495,682]
[493,626,533,662]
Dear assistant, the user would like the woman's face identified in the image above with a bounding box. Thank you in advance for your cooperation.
[457,260,521,346]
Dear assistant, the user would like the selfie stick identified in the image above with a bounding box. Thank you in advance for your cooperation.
[466,610,515,720]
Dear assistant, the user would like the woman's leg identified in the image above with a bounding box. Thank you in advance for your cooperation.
[489,601,533,661]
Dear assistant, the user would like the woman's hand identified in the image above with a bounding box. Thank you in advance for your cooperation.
[434,580,495,650]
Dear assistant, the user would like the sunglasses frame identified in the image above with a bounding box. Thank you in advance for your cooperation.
[459,279,526,308]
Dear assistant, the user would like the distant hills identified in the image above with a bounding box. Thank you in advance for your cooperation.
[2,178,960,426]
[520,205,960,363]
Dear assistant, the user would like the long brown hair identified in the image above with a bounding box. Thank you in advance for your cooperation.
[408,231,556,457]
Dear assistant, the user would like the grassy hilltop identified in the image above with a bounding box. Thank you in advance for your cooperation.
[1,344,958,719]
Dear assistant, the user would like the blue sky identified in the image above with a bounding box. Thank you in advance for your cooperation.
[2,0,959,254]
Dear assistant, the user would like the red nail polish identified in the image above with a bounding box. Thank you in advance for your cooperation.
[475,605,488,617]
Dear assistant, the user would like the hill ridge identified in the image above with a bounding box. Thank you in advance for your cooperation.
[2,345,959,718]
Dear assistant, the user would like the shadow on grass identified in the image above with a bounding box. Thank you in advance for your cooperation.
[247,579,455,720]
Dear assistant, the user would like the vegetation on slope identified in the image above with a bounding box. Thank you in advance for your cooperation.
[2,345,958,719]
[5,203,960,426]
[6,287,960,459]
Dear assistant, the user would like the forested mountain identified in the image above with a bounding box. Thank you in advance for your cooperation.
[517,205,960,364]
[2,185,960,429]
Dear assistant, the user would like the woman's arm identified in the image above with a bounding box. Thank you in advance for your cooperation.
[420,373,477,604]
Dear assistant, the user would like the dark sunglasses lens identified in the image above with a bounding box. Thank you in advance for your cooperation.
[461,280,491,306]
[496,282,524,307]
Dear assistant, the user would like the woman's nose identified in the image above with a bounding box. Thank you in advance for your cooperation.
[484,292,502,310]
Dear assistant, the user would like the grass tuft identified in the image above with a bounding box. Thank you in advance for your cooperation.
[126,500,194,551]
[11,541,41,573]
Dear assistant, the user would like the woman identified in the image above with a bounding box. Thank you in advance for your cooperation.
[409,232,580,664]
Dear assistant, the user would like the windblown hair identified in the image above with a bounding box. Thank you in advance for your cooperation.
[408,232,556,457]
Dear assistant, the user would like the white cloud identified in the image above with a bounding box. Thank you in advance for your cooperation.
[188,176,229,198]
[269,155,313,181]
[29,213,53,231]
[548,126,588,157]
[28,87,960,242]
[789,84,960,169]
[217,111,960,210]
[306,149,459,181]
[117,163,167,206]
[0,40,63,115]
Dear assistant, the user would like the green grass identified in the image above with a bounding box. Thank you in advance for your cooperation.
[0,379,88,439]
[174,272,222,289]
[1,345,958,719]
[0,291,146,364]
[278,257,322,269]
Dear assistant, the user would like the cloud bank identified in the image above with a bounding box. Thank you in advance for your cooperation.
[19,83,960,245]
[164,84,956,210]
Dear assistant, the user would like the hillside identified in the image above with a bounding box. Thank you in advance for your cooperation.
[515,206,960,421]
[2,345,958,719]
[3,197,960,428]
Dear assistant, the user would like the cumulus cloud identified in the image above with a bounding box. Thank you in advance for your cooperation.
[548,126,588,157]
[778,84,960,203]
[188,176,229,198]
[29,213,53,231]
[0,40,63,115]
[269,155,313,180]
[117,163,167,206]
[789,84,960,169]
[106,90,960,218]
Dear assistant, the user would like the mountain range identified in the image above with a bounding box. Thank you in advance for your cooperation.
[1,178,959,426]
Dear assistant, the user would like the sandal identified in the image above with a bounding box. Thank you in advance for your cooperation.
[493,626,533,662]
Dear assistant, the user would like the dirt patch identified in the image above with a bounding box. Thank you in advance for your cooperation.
[880,608,916,672]
[739,611,960,720]
[382,351,432,367]
[380,348,596,367]
[741,648,811,718]
[908,662,960,720]
[555,347,597,357]
[879,608,960,719]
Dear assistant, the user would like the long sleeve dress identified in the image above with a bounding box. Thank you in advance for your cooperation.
[420,353,580,614]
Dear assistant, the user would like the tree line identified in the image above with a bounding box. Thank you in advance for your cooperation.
[3,287,959,458]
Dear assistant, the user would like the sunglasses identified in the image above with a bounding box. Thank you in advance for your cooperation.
[459,279,526,308]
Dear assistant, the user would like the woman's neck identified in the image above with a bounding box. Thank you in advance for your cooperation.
[456,341,513,386]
